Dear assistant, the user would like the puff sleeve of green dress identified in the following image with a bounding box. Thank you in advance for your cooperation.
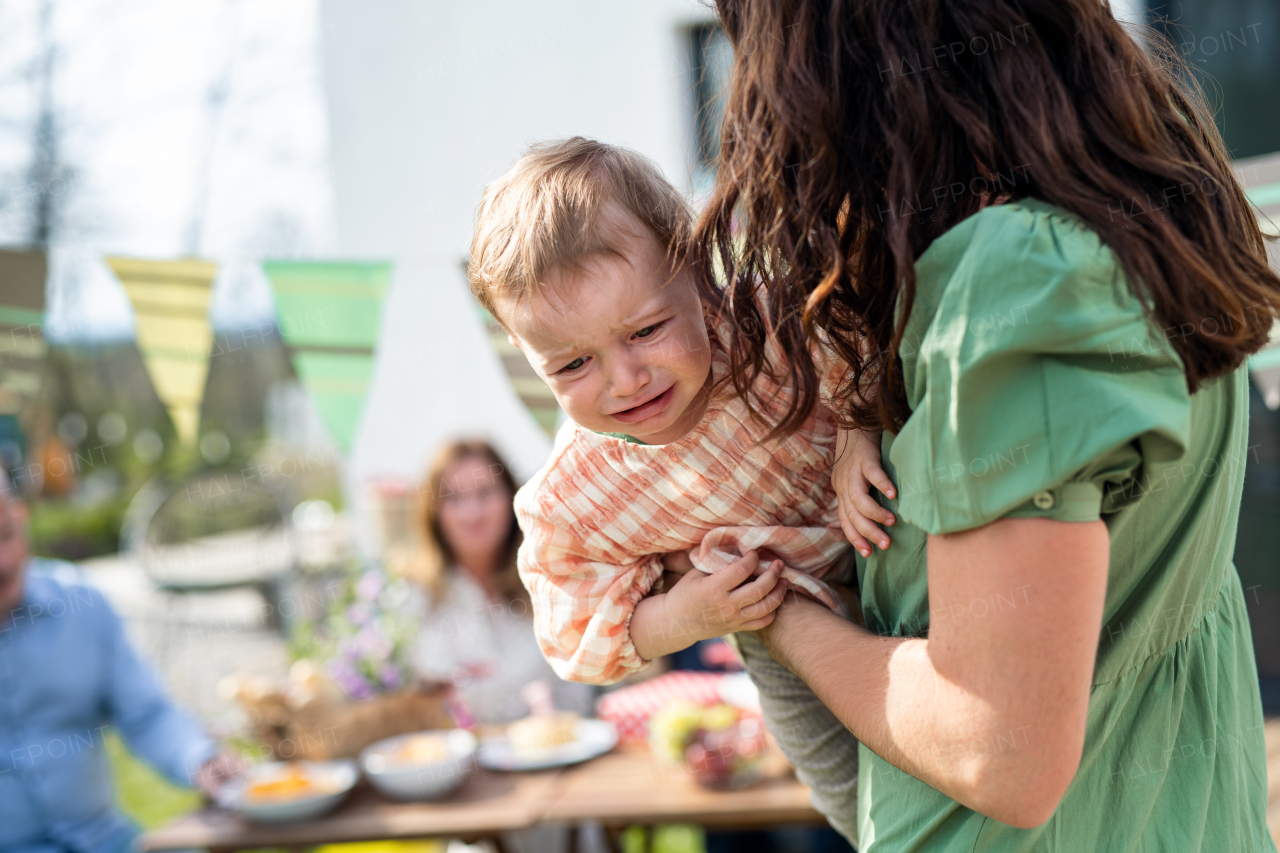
[851,199,1276,852]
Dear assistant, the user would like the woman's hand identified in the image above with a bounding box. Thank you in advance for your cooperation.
[834,427,897,558]
[630,551,789,660]
[752,517,1110,829]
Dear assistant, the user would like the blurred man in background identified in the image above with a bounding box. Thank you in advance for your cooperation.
[0,472,237,853]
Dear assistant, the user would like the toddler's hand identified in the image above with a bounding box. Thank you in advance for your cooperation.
[666,551,788,638]
[662,549,696,575]
[834,427,897,558]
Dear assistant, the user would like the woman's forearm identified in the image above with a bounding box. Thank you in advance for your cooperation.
[759,601,1018,810]
[758,517,1110,828]
[760,599,1068,827]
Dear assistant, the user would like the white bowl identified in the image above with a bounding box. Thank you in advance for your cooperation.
[216,760,357,824]
[359,729,477,801]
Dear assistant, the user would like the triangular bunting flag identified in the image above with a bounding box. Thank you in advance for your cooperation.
[475,303,561,437]
[0,249,48,402]
[262,261,392,452]
[107,257,217,445]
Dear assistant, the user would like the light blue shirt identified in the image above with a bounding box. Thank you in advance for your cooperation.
[0,560,215,853]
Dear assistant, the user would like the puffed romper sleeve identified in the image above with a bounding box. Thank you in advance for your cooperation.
[514,479,665,685]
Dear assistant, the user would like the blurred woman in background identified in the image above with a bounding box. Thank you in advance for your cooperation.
[395,438,594,723]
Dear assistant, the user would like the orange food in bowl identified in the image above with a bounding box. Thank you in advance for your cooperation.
[245,765,334,802]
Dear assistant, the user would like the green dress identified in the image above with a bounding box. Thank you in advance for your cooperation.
[855,198,1276,851]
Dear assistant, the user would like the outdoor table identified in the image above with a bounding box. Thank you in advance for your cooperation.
[138,746,824,852]
[543,746,823,831]
[137,769,563,853]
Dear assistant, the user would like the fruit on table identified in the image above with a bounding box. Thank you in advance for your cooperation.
[699,703,739,732]
[648,699,766,778]
[685,718,766,790]
[647,700,707,764]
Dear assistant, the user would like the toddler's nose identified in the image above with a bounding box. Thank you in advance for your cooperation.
[609,363,650,399]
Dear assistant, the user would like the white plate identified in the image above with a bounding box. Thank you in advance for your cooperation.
[216,760,357,824]
[360,729,477,801]
[477,718,617,771]
[717,672,761,714]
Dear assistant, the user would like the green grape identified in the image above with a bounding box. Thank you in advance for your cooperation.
[700,703,740,732]
[648,699,706,764]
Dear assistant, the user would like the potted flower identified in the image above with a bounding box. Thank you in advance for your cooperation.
[233,566,455,760]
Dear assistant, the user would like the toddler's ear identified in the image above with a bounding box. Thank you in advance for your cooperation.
[508,333,522,349]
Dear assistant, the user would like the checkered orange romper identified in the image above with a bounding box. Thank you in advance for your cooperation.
[515,334,853,685]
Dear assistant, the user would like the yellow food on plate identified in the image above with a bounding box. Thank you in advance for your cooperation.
[244,764,335,802]
[391,733,451,765]
[507,712,580,755]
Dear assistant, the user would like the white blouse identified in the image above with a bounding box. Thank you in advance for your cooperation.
[407,569,596,724]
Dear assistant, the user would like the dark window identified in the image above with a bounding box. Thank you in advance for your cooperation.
[1146,0,1280,159]
[689,23,734,172]
[1146,1,1280,707]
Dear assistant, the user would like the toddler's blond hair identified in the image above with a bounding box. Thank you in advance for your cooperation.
[468,137,693,325]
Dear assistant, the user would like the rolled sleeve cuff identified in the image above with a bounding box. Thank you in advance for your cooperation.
[1003,480,1105,524]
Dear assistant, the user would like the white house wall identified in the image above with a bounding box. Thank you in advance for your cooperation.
[318,0,715,500]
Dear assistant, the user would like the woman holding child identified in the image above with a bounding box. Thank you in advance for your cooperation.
[471,1,1279,849]
[694,0,1280,850]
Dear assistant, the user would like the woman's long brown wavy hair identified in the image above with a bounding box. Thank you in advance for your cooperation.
[393,439,528,607]
[697,0,1280,434]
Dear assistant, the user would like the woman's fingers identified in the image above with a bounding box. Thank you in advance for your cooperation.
[729,560,782,608]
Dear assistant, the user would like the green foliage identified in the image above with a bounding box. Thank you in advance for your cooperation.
[621,824,707,853]
[654,825,707,853]
[314,842,445,853]
[27,496,129,560]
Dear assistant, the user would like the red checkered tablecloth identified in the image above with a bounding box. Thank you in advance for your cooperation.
[596,671,729,745]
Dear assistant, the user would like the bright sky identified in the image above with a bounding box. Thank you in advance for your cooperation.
[0,0,1148,343]
[0,0,333,341]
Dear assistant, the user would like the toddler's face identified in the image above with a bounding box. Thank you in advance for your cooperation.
[502,203,713,445]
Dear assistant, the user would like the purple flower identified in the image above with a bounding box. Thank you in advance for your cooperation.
[326,659,375,700]
[357,626,392,660]
[379,664,402,690]
[355,572,384,602]
[347,602,373,626]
